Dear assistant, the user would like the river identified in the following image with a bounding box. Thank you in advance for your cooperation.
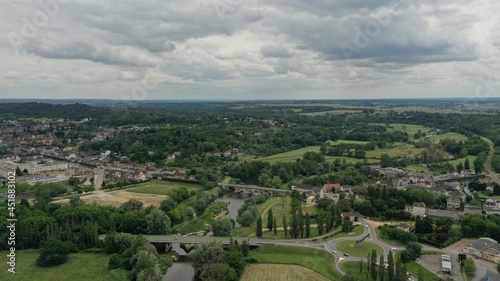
[163,192,247,281]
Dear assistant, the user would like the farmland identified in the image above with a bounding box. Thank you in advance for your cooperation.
[257,146,377,164]
[248,245,340,280]
[240,264,330,281]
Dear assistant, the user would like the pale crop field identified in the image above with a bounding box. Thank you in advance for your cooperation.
[240,264,330,281]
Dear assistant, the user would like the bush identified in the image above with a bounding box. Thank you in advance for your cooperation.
[36,239,70,267]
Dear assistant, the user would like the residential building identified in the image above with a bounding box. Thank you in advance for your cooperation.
[398,223,410,232]
[485,198,498,210]
[341,211,357,221]
[426,209,462,223]
[306,196,316,205]
[411,202,427,217]
[463,205,483,216]
[446,196,461,209]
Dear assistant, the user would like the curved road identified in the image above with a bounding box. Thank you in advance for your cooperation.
[484,138,500,185]
[140,217,443,280]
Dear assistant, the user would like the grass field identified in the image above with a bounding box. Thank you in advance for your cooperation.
[404,164,429,172]
[329,139,370,146]
[257,146,321,163]
[429,132,468,143]
[232,196,294,238]
[406,261,440,281]
[126,179,202,196]
[324,225,364,240]
[0,250,127,281]
[248,245,340,280]
[257,146,377,164]
[240,264,330,281]
[341,261,376,280]
[365,142,424,159]
[446,155,477,167]
[369,123,432,136]
[335,240,384,258]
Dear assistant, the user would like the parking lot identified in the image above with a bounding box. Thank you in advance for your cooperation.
[417,254,464,281]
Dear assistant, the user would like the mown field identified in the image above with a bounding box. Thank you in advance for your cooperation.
[248,245,340,280]
[369,123,432,136]
[341,258,439,281]
[126,179,202,196]
[0,250,128,281]
[240,264,330,281]
[429,132,469,143]
[335,240,384,257]
[300,110,363,116]
[257,146,377,164]
[365,142,424,159]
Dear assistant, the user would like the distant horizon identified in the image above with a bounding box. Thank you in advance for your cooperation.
[1,97,500,102]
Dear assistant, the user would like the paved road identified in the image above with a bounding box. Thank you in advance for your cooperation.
[94,167,104,190]
[484,138,500,185]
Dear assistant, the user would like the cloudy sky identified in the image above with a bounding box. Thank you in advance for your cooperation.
[0,0,499,100]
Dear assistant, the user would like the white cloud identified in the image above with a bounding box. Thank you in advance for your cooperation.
[0,0,499,99]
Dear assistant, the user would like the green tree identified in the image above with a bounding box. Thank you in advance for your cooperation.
[256,216,263,238]
[36,239,70,267]
[463,258,476,276]
[325,211,333,232]
[464,158,470,170]
[119,199,144,213]
[379,254,385,281]
[273,217,277,235]
[69,194,83,207]
[291,213,298,238]
[380,154,392,168]
[267,209,274,231]
[387,250,394,281]
[317,212,324,235]
[342,217,354,233]
[192,241,226,278]
[305,213,311,238]
[370,249,378,280]
[406,242,422,260]
[200,263,236,281]
[283,216,288,237]
[68,177,80,186]
[211,218,233,237]
[145,206,171,235]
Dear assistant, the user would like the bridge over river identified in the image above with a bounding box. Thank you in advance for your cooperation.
[99,234,321,256]
[217,183,290,195]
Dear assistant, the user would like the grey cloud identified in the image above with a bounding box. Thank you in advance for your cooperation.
[260,44,292,58]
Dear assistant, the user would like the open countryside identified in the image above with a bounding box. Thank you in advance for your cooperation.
[2,100,500,281]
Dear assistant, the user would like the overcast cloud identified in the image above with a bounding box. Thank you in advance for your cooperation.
[0,0,499,100]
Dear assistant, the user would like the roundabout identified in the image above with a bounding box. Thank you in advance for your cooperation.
[335,239,384,258]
